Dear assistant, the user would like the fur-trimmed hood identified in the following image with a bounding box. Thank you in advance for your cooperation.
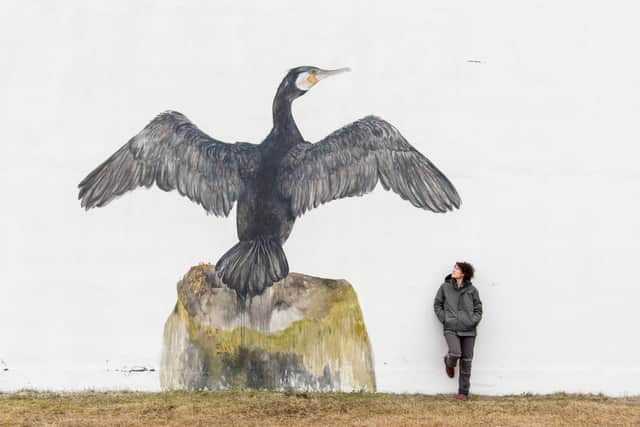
[444,273,472,289]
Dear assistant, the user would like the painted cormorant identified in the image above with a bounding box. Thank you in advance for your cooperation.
[78,66,461,299]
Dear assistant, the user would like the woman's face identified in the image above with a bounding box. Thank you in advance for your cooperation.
[451,264,464,280]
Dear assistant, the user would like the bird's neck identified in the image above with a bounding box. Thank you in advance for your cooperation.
[271,90,302,142]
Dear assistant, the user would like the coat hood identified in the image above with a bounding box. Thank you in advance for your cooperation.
[444,273,472,288]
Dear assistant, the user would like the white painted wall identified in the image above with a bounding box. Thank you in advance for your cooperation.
[1,0,639,395]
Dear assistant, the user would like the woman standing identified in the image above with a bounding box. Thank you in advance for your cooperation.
[433,262,483,399]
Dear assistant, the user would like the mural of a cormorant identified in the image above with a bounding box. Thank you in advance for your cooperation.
[78,66,461,299]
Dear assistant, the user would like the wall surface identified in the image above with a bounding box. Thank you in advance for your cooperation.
[1,0,639,396]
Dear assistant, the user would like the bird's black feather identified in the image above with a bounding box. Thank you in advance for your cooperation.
[78,111,261,216]
[276,115,461,217]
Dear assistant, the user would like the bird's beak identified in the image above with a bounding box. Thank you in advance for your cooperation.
[314,67,351,82]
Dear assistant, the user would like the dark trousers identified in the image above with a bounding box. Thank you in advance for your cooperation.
[444,334,476,395]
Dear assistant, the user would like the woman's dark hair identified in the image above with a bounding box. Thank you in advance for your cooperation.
[456,262,475,281]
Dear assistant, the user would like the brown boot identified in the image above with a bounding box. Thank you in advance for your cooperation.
[444,355,454,378]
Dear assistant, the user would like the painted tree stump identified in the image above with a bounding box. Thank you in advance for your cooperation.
[160,263,376,392]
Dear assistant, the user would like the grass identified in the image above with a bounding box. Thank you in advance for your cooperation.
[0,390,638,426]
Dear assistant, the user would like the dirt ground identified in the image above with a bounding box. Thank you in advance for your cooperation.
[1,390,639,426]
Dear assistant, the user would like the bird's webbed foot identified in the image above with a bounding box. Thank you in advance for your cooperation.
[206,268,226,289]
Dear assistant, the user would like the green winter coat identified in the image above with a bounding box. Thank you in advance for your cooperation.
[433,274,483,336]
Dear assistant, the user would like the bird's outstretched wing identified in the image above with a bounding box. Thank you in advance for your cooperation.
[78,111,261,217]
[277,115,461,217]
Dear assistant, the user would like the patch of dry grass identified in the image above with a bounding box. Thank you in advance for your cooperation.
[0,390,638,426]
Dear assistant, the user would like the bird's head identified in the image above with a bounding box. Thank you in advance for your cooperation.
[277,66,351,101]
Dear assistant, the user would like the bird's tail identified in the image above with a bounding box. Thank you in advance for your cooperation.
[215,237,289,299]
